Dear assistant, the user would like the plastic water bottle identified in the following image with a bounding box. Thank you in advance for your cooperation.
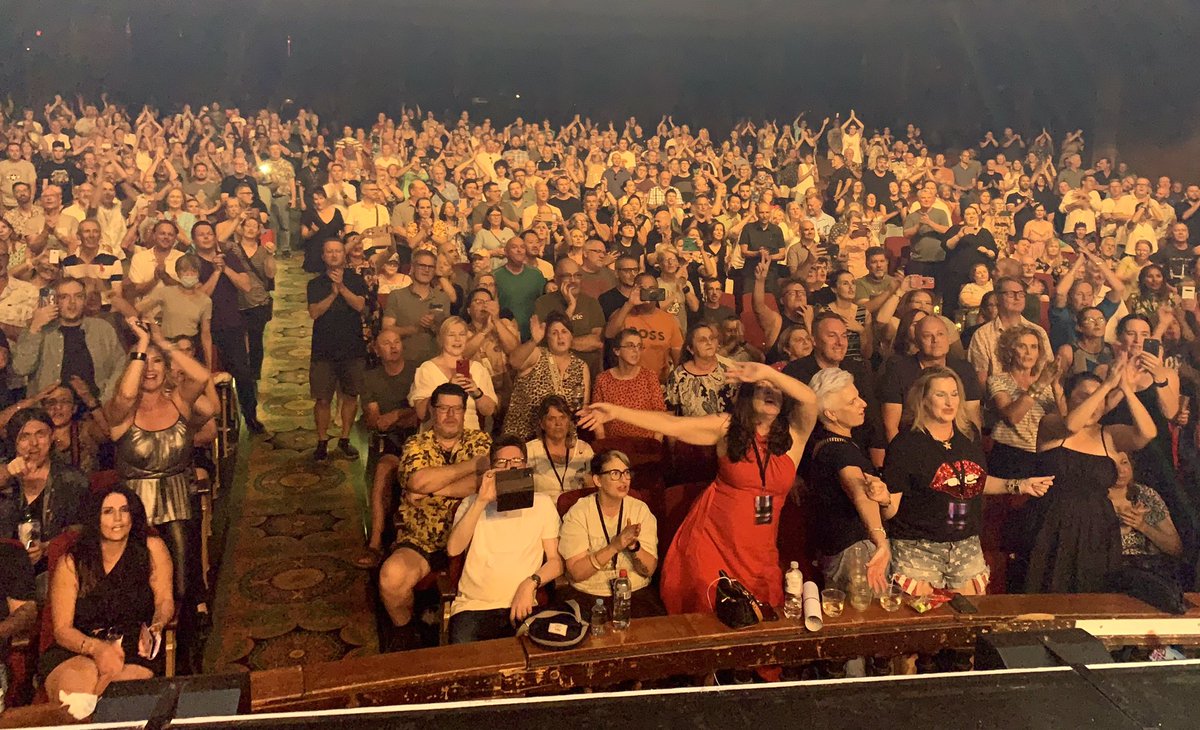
[590,598,608,637]
[612,569,632,630]
[783,561,804,619]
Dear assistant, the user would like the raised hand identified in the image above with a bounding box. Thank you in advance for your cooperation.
[529,314,546,343]
[575,402,619,431]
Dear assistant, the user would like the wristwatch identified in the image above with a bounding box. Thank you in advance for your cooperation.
[528,573,543,589]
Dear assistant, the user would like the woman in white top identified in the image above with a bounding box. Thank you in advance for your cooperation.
[525,394,593,495]
[558,449,664,617]
[409,316,498,431]
[470,207,514,270]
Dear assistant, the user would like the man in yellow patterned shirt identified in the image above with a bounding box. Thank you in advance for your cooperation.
[378,382,490,650]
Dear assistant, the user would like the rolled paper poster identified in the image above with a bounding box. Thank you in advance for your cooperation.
[802,580,823,632]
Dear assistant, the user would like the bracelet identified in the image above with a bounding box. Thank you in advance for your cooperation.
[588,551,605,572]
[1153,379,1168,388]
[868,527,886,536]
[129,351,147,361]
[1006,478,1022,495]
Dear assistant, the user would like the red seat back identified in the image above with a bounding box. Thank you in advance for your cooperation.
[659,481,708,557]
[39,531,82,654]
[884,236,909,273]
[666,441,719,487]
[89,470,120,495]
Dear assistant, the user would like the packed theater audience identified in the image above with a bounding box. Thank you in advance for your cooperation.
[3,94,1200,711]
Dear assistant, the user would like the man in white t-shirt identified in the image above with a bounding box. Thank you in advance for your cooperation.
[445,436,561,644]
[344,182,393,256]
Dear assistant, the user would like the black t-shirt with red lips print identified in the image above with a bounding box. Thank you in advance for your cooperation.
[883,428,988,543]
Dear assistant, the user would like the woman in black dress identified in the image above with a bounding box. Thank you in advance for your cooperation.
[41,485,174,705]
[1028,362,1157,593]
[300,188,346,274]
[939,204,996,322]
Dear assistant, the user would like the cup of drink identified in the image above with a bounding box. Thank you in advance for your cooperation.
[879,585,904,612]
[849,585,872,612]
[820,588,845,618]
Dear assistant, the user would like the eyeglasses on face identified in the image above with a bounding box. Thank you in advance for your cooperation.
[493,457,527,468]
[433,405,464,416]
[601,468,633,481]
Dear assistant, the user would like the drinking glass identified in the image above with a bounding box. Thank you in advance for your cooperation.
[879,585,904,612]
[820,588,845,617]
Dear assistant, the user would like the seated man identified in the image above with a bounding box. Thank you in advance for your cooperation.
[378,383,491,651]
[356,328,420,568]
[445,436,562,644]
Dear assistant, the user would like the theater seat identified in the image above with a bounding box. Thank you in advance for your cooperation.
[777,480,821,580]
[88,470,121,495]
[590,437,665,469]
[883,236,909,273]
[666,441,718,487]
[659,481,709,557]
[2,538,36,708]
[555,486,650,517]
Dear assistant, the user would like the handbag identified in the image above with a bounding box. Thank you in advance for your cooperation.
[516,600,589,650]
[712,570,776,629]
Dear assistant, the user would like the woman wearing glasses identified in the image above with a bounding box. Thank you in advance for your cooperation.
[578,361,817,615]
[559,449,664,617]
[590,329,665,441]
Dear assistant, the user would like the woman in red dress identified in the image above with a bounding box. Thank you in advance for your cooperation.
[578,362,817,613]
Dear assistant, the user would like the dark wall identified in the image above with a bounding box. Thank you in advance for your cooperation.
[4,1,1198,173]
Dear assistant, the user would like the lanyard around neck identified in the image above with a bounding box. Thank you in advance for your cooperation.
[594,493,624,570]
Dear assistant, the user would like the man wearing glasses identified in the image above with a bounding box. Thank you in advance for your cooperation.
[382,248,452,372]
[533,257,605,378]
[967,276,1053,386]
[578,238,617,300]
[379,382,492,651]
[444,435,561,644]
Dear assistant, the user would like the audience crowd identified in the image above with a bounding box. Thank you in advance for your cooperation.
[2,95,1199,702]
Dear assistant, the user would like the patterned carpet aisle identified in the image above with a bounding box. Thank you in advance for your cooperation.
[203,258,376,673]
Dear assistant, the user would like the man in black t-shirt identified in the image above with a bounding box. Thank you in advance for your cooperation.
[307,238,369,462]
[37,142,85,205]
[861,156,896,204]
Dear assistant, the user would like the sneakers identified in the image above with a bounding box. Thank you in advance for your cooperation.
[335,438,360,460]
[315,438,358,461]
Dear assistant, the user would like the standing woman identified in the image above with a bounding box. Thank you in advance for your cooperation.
[1100,315,1195,554]
[504,312,590,441]
[300,189,345,274]
[882,367,1053,597]
[820,270,873,363]
[589,329,666,441]
[577,361,818,614]
[106,319,214,659]
[664,323,738,417]
[230,217,276,382]
[40,486,174,704]
[470,207,514,270]
[1124,264,1176,327]
[1028,364,1156,592]
[987,325,1065,478]
[940,205,997,321]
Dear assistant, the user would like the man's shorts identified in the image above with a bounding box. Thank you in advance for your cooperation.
[310,358,366,401]
[891,535,989,593]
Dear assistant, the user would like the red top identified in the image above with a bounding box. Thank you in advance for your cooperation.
[592,368,666,440]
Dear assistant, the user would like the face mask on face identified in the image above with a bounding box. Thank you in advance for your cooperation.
[178,275,200,289]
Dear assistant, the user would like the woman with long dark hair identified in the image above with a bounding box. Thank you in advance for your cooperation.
[577,361,818,614]
[40,485,174,704]
[300,188,345,274]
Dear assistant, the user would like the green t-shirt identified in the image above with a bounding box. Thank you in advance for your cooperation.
[495,265,547,339]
